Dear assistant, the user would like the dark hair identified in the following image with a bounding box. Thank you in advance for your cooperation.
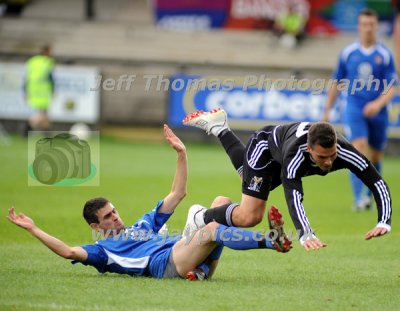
[307,122,337,148]
[83,197,109,224]
[359,8,378,19]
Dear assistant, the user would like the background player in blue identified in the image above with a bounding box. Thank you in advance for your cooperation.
[7,125,291,281]
[323,8,398,211]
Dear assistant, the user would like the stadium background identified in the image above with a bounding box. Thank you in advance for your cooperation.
[0,1,399,310]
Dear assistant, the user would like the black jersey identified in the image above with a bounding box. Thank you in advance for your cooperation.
[243,122,392,238]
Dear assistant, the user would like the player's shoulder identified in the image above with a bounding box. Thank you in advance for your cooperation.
[281,123,308,151]
[375,42,393,64]
[340,42,360,61]
[375,42,391,51]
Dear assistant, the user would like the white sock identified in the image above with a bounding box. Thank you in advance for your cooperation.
[210,124,229,137]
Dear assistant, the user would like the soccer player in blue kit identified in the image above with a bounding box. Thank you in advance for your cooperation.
[323,8,398,211]
[7,125,291,281]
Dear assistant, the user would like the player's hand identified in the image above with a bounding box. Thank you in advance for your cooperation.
[365,227,388,240]
[164,124,186,153]
[302,238,327,251]
[7,207,35,230]
[363,100,382,118]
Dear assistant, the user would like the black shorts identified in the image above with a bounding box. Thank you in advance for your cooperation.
[242,126,281,201]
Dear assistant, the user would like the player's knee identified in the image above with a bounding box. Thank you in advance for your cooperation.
[370,150,383,164]
[211,196,232,208]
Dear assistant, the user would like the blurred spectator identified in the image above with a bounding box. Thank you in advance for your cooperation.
[273,3,308,48]
[24,45,55,134]
[85,0,95,20]
[394,0,400,71]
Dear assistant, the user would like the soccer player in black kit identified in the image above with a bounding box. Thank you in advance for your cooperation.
[183,109,392,251]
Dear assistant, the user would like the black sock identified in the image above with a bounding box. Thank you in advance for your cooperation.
[218,130,245,176]
[204,203,238,226]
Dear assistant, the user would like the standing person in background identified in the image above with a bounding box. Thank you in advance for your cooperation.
[394,0,400,72]
[273,3,308,48]
[323,9,398,211]
[24,45,55,134]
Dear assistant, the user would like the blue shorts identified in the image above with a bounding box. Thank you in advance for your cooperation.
[344,101,389,151]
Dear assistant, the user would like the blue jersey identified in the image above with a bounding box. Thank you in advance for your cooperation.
[74,200,176,278]
[333,42,398,105]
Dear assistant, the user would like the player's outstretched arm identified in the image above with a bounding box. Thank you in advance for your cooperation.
[159,125,187,214]
[7,207,88,262]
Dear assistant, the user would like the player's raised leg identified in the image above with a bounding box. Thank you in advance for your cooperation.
[183,109,246,177]
[183,109,229,136]
[182,196,232,280]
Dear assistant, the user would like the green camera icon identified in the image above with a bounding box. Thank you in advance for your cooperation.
[32,133,91,185]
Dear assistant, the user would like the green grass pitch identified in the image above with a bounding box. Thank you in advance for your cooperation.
[0,134,399,311]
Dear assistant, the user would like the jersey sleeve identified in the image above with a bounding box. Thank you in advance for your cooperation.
[133,200,173,233]
[336,138,392,228]
[332,50,347,80]
[281,173,315,240]
[72,244,108,273]
[281,140,315,240]
[383,50,399,87]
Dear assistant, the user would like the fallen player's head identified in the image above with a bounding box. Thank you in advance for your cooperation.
[307,122,337,172]
[83,197,125,232]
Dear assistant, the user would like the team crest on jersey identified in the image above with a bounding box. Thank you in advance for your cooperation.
[374,56,382,65]
[248,176,263,192]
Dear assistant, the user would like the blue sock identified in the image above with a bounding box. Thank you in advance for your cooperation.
[208,245,224,261]
[197,263,210,276]
[215,225,273,250]
[197,245,223,278]
[350,172,363,204]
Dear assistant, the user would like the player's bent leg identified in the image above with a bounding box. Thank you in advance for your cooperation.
[172,222,219,279]
[183,197,234,240]
[231,194,266,227]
